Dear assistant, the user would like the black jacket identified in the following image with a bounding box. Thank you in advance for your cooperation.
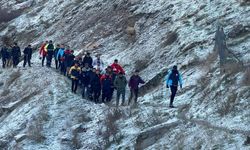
[12,46,21,58]
[1,47,8,59]
[23,47,32,56]
[83,56,93,67]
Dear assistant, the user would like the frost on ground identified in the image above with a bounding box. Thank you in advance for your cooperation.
[0,0,250,149]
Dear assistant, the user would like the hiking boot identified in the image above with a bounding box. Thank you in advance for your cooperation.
[169,105,175,108]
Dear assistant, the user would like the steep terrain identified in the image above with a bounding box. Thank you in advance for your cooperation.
[0,0,250,149]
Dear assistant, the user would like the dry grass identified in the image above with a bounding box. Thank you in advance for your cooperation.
[5,70,21,87]
[217,93,237,116]
[27,109,49,143]
[242,67,250,86]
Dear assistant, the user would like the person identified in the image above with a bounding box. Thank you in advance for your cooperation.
[82,52,93,68]
[114,72,127,106]
[106,66,116,98]
[64,49,75,76]
[111,59,125,75]
[46,40,54,67]
[23,45,32,67]
[90,68,102,103]
[69,62,81,93]
[92,54,104,71]
[128,70,145,105]
[12,43,21,68]
[100,69,113,103]
[0,45,8,68]
[54,44,60,69]
[39,41,48,67]
[57,44,65,74]
[81,63,92,99]
[166,65,183,108]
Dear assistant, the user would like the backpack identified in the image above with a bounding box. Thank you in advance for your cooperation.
[169,70,179,86]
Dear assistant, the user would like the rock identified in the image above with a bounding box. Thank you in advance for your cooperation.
[228,24,250,38]
[240,0,250,6]
[0,139,8,148]
[14,134,27,143]
[126,26,136,36]
[71,124,87,133]
[244,136,250,145]
[161,31,178,47]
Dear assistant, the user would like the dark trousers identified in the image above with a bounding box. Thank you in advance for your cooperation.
[12,57,19,68]
[82,85,91,98]
[128,88,139,104]
[60,61,66,75]
[93,89,101,102]
[170,86,178,106]
[41,56,46,66]
[116,89,125,106]
[46,53,53,67]
[71,79,79,93]
[2,58,6,68]
[23,55,31,67]
[102,90,112,103]
[55,59,58,69]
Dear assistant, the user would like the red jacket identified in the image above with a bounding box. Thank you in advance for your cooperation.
[111,63,125,74]
[39,43,47,57]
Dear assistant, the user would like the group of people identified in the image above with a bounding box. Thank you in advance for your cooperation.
[0,40,183,108]
[0,43,32,68]
[38,41,146,106]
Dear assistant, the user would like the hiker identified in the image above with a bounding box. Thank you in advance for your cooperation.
[54,44,60,69]
[128,70,145,105]
[23,45,32,67]
[57,44,65,75]
[0,45,8,68]
[105,66,116,98]
[46,40,54,67]
[82,52,93,68]
[101,69,113,103]
[39,41,48,67]
[166,65,183,108]
[92,54,104,71]
[90,68,102,103]
[64,49,75,76]
[12,43,21,68]
[111,59,125,75]
[69,62,81,93]
[114,72,127,106]
[81,63,92,99]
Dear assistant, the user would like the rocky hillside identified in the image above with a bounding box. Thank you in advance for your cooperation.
[0,0,250,149]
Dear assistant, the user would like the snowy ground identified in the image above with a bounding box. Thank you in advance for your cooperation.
[0,0,250,149]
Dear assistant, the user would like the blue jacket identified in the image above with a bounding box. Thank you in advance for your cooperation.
[166,70,183,87]
[57,48,65,60]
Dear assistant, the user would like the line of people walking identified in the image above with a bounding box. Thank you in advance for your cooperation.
[0,40,183,108]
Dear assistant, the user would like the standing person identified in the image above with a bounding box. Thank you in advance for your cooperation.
[69,62,81,93]
[12,43,21,68]
[166,65,183,108]
[90,68,102,103]
[114,72,127,107]
[111,59,125,75]
[81,63,92,99]
[100,70,113,103]
[65,50,75,76]
[92,54,104,71]
[128,70,145,105]
[82,52,93,68]
[23,45,32,67]
[46,40,54,67]
[63,48,72,76]
[57,44,65,74]
[106,66,116,99]
[0,45,8,68]
[39,41,48,67]
[54,44,60,69]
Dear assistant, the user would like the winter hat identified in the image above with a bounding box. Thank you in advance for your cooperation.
[173,65,177,70]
